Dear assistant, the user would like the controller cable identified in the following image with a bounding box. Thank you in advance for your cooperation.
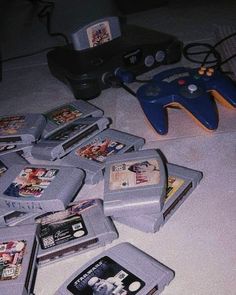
[1,0,68,64]
[104,69,178,113]
[183,31,236,72]
[104,74,137,97]
[201,31,236,69]
[217,53,236,68]
[106,31,236,99]
[183,42,222,67]
[120,83,137,97]
[36,0,69,46]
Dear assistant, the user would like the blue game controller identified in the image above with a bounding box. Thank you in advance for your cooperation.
[136,67,236,135]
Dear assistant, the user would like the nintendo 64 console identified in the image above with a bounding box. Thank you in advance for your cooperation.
[47,17,182,100]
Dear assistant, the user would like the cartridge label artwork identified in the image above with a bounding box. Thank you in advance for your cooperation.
[109,159,160,190]
[35,200,96,249]
[67,256,145,294]
[165,176,185,202]
[4,167,58,198]
[87,21,112,47]
[0,240,27,280]
[75,138,125,163]
[0,115,25,135]
[46,105,83,125]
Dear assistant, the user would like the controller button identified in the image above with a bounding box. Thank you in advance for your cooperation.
[178,79,186,85]
[198,69,205,75]
[198,67,207,75]
[144,55,155,67]
[155,50,166,62]
[206,68,214,76]
[208,68,214,73]
[188,84,198,93]
[206,71,213,76]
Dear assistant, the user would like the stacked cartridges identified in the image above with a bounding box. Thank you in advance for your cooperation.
[28,100,145,184]
[103,149,167,217]
[103,149,203,233]
[0,224,39,295]
[0,100,204,294]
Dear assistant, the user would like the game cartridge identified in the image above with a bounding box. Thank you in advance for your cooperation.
[0,143,31,157]
[0,144,19,155]
[31,116,110,161]
[42,100,104,137]
[114,163,203,233]
[0,164,85,212]
[103,149,167,217]
[0,151,29,178]
[0,224,39,295]
[0,207,37,227]
[27,199,118,266]
[54,242,175,295]
[59,128,145,184]
[0,113,46,144]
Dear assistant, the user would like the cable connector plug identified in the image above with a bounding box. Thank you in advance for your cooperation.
[102,72,122,88]
[115,68,135,83]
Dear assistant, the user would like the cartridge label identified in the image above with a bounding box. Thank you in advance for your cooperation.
[46,105,83,126]
[75,138,125,163]
[0,115,25,135]
[0,240,26,280]
[67,256,145,294]
[35,200,96,249]
[4,167,58,198]
[109,158,160,190]
[165,176,185,202]
[87,21,112,47]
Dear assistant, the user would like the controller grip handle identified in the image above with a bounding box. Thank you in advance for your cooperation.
[179,95,219,130]
[210,78,236,108]
[140,101,168,135]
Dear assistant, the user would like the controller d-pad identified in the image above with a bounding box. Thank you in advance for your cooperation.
[179,83,203,99]
[145,84,160,96]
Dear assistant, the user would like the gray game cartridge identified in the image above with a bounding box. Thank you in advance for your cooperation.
[114,163,203,233]
[59,128,145,184]
[0,144,19,155]
[55,242,174,295]
[0,113,46,144]
[71,16,121,51]
[103,149,167,217]
[0,164,85,212]
[0,207,36,227]
[0,151,29,178]
[0,224,39,295]
[31,199,118,266]
[31,117,110,161]
[0,143,32,157]
[43,100,104,137]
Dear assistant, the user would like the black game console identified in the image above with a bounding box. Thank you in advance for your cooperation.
[47,24,182,100]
